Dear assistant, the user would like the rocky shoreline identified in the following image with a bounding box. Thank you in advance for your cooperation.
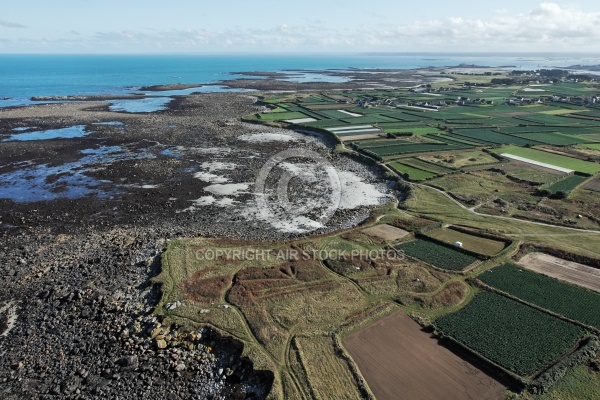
[0,90,395,399]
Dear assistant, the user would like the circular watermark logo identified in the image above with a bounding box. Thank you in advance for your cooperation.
[254,148,341,232]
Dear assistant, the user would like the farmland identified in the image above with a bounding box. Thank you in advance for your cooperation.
[395,239,479,271]
[540,175,589,196]
[424,227,508,256]
[478,263,600,329]
[388,162,438,181]
[435,291,584,377]
[517,253,600,293]
[158,76,600,399]
[361,224,410,242]
[492,146,600,175]
[343,311,505,400]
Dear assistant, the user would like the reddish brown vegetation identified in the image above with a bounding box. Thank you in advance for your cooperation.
[181,268,232,304]
[228,260,332,306]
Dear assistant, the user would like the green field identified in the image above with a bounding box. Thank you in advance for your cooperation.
[353,138,413,148]
[541,175,589,195]
[453,129,541,146]
[366,143,463,156]
[478,263,600,329]
[257,111,309,121]
[424,228,507,256]
[395,239,478,271]
[584,143,600,150]
[389,162,438,181]
[435,291,584,377]
[492,145,600,174]
[514,132,591,146]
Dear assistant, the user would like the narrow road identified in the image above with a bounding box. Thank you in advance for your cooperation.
[410,182,600,235]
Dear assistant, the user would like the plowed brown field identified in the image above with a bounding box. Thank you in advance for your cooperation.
[343,311,505,400]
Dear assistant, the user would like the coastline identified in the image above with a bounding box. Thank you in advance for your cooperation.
[0,87,397,398]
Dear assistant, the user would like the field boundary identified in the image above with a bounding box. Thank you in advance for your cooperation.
[470,278,600,334]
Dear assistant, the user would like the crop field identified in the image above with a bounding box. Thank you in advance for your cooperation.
[452,129,542,146]
[351,138,413,148]
[517,253,600,294]
[553,126,600,135]
[492,146,600,174]
[514,113,595,126]
[340,115,399,124]
[435,291,584,377]
[424,227,507,256]
[514,132,592,145]
[541,175,589,195]
[395,239,478,271]
[367,142,464,157]
[400,157,455,174]
[388,162,438,181]
[428,133,485,146]
[344,311,505,400]
[380,112,426,122]
[498,126,560,134]
[315,109,363,119]
[478,263,600,329]
[258,111,309,121]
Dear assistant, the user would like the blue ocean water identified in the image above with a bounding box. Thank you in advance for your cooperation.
[1,53,600,108]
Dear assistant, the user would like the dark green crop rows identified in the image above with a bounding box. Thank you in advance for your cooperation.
[395,239,477,271]
[453,129,541,146]
[543,175,589,194]
[478,263,600,329]
[435,291,584,377]
[366,143,467,156]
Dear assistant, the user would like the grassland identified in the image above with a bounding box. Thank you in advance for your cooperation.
[292,336,364,399]
[418,150,499,169]
[522,364,600,400]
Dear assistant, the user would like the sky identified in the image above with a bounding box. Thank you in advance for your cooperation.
[1,1,599,53]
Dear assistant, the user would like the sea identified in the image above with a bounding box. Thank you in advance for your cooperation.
[2,52,600,108]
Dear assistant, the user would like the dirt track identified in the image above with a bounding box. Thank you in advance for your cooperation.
[343,311,504,400]
[518,252,600,293]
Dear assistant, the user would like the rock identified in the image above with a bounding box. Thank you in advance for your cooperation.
[156,338,167,349]
[150,326,162,339]
[119,355,139,370]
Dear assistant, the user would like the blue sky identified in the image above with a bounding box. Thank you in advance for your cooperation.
[1,1,599,53]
